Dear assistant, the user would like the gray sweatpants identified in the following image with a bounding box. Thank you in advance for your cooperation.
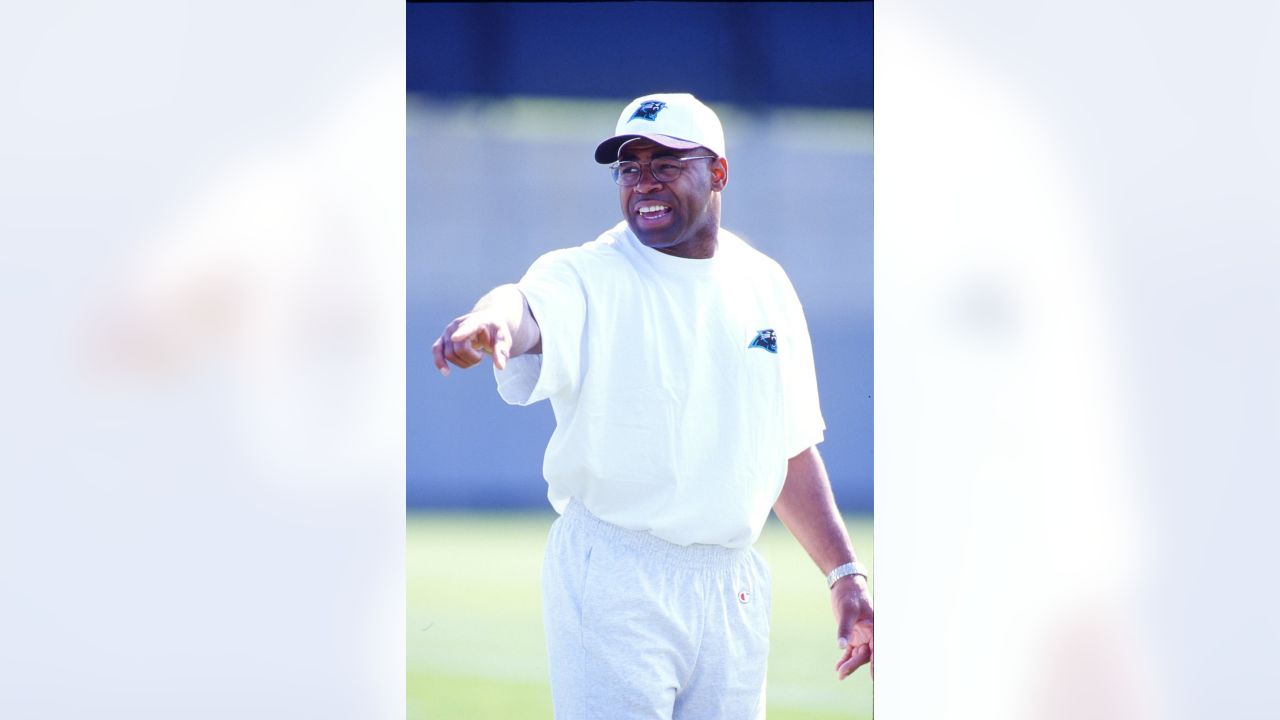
[542,499,772,719]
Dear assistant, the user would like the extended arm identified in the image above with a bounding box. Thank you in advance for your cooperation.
[773,445,874,680]
[432,284,542,376]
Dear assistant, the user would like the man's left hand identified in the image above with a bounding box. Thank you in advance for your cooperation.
[832,575,874,680]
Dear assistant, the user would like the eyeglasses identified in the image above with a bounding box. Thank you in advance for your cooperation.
[609,155,717,187]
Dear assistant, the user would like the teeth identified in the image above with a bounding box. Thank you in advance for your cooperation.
[638,205,670,214]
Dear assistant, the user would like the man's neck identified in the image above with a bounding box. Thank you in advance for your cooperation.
[657,227,719,260]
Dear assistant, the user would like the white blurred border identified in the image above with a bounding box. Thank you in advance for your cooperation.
[879,2,1279,719]
[0,3,404,719]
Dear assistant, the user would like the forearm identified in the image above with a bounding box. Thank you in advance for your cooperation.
[773,446,859,576]
[470,283,542,357]
[778,448,873,679]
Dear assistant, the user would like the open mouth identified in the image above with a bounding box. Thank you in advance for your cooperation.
[636,203,672,221]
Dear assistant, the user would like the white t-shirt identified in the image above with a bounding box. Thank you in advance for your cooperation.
[495,222,825,548]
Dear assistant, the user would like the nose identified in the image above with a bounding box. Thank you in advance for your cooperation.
[635,164,664,192]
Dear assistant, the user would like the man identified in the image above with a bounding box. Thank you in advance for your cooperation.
[431,92,872,718]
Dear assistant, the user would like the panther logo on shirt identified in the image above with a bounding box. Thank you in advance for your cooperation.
[748,329,778,354]
[630,100,667,121]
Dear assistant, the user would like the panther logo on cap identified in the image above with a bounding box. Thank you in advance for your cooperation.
[630,100,667,121]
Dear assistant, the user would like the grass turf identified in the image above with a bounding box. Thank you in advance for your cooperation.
[408,511,873,719]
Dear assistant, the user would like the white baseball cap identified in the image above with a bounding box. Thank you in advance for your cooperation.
[593,92,726,164]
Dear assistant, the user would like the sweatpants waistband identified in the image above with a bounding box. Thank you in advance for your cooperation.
[560,498,754,574]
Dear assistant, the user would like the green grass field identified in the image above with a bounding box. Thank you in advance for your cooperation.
[408,511,873,719]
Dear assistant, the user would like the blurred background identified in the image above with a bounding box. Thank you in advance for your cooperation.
[407,3,874,718]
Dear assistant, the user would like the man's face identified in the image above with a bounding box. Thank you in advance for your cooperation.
[616,140,727,259]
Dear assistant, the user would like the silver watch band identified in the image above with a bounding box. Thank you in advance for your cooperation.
[826,561,868,588]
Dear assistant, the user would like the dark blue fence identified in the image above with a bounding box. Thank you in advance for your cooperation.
[408,3,873,109]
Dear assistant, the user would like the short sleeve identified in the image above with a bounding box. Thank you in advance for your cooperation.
[493,249,587,406]
[779,276,826,457]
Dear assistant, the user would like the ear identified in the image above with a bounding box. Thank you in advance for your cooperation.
[710,157,729,191]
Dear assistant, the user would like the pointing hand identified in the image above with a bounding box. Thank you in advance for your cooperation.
[432,312,513,376]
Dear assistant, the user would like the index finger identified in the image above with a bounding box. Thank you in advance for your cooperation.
[431,336,450,377]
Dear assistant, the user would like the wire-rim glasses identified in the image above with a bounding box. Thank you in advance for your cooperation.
[609,155,717,187]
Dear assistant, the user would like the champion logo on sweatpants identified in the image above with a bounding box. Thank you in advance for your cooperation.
[737,590,751,604]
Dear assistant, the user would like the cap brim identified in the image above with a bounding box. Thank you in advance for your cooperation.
[594,133,704,164]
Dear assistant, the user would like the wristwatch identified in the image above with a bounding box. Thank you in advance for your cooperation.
[825,560,868,588]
